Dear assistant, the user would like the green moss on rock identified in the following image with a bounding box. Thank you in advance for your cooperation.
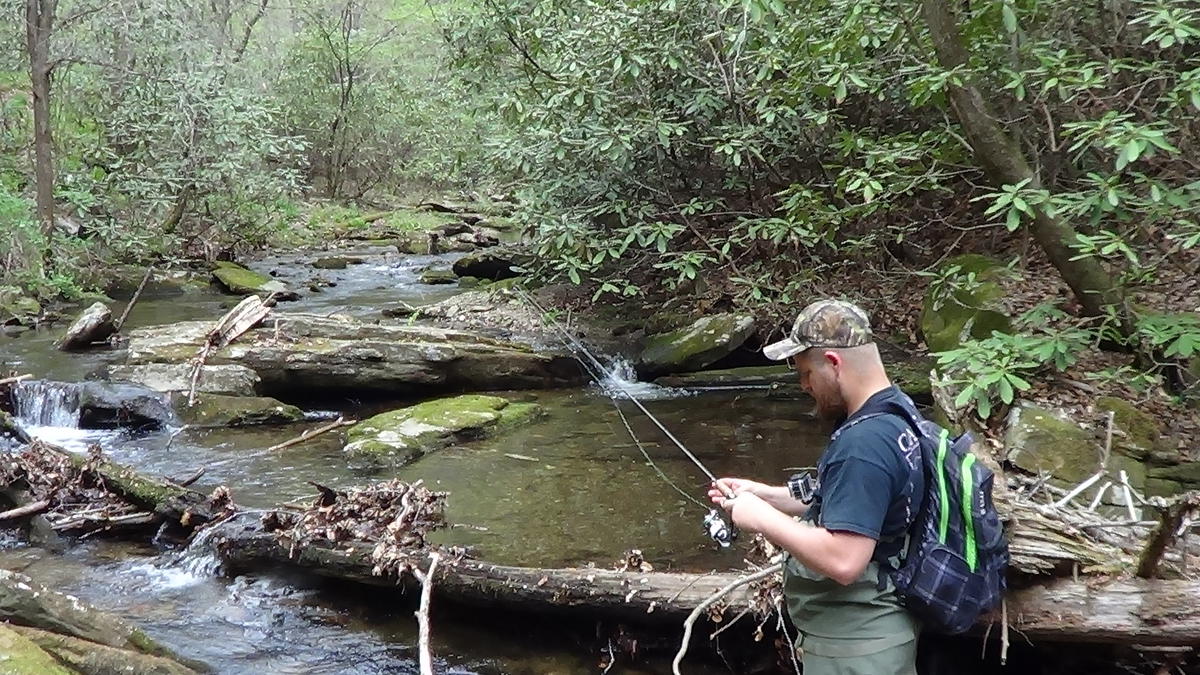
[0,285,42,325]
[419,268,458,285]
[344,394,543,464]
[172,393,304,427]
[1004,403,1101,483]
[212,264,289,295]
[639,314,756,376]
[920,254,1012,352]
[1095,396,1163,461]
[0,625,75,674]
[1148,461,1200,487]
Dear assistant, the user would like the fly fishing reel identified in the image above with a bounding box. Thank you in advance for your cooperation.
[704,508,736,548]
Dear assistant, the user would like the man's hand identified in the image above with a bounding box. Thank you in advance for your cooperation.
[707,477,770,503]
[708,477,809,517]
[714,491,779,533]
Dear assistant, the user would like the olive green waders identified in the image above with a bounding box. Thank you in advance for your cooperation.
[784,555,919,675]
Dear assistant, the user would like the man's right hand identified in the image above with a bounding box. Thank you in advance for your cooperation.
[708,478,770,504]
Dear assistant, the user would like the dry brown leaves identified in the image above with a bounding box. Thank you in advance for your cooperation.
[0,442,150,535]
[262,479,450,579]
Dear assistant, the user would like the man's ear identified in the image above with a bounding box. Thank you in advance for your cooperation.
[822,350,842,369]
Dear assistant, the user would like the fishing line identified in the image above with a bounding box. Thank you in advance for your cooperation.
[514,289,724,511]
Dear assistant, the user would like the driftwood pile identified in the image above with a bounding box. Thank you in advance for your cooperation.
[0,440,230,540]
[262,479,452,579]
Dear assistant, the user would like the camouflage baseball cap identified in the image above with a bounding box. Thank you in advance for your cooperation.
[763,299,873,361]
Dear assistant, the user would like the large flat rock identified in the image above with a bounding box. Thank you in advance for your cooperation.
[124,313,583,397]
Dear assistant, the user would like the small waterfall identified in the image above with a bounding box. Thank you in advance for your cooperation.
[174,518,228,579]
[596,357,692,401]
[12,380,82,429]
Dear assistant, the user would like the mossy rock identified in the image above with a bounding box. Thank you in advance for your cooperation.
[638,314,756,376]
[919,254,1013,352]
[211,264,291,296]
[457,276,490,290]
[171,393,304,427]
[1004,403,1101,484]
[1095,396,1164,461]
[0,625,75,674]
[1147,461,1200,488]
[654,365,791,388]
[419,268,458,285]
[0,285,42,325]
[887,359,935,403]
[344,394,543,464]
[313,257,350,270]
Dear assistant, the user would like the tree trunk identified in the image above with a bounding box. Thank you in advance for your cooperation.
[25,0,57,234]
[211,526,1200,646]
[918,0,1132,332]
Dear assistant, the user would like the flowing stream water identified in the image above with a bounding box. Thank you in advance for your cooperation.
[0,245,831,673]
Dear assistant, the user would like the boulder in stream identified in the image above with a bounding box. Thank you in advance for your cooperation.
[55,302,116,351]
[344,394,542,464]
[124,313,584,396]
[451,247,531,280]
[171,393,304,427]
[638,314,756,376]
[211,262,298,300]
[107,363,261,397]
[78,382,176,430]
[419,268,458,285]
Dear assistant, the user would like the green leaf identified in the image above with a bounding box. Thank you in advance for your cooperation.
[1002,3,1018,33]
[1005,208,1022,231]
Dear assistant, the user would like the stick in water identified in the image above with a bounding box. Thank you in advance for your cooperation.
[672,562,783,675]
[268,417,354,452]
[413,552,442,675]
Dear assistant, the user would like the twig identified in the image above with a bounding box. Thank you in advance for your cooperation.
[268,417,354,452]
[0,500,50,521]
[168,467,206,488]
[1088,481,1112,511]
[1000,597,1009,665]
[114,265,154,332]
[1100,411,1114,468]
[0,374,33,387]
[1136,492,1200,579]
[412,552,442,675]
[672,563,782,675]
[1119,470,1139,522]
[708,606,752,639]
[1053,471,1104,508]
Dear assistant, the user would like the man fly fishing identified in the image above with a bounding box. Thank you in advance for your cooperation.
[708,299,924,675]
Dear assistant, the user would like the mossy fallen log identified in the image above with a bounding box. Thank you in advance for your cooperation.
[209,519,1200,646]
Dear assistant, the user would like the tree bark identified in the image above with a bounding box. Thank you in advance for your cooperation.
[25,0,57,234]
[918,0,1131,331]
[211,525,1200,646]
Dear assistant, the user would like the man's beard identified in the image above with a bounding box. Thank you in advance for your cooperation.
[813,392,847,421]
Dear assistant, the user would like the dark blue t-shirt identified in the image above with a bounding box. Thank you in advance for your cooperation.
[806,386,924,561]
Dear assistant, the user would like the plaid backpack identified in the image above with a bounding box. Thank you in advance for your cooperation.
[882,399,1009,634]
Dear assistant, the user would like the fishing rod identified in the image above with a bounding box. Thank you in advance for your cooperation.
[514,288,737,548]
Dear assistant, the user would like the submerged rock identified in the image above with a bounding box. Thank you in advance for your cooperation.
[171,393,304,427]
[638,314,756,376]
[124,313,583,397]
[344,394,543,464]
[212,262,297,300]
[56,302,116,351]
[919,254,1013,352]
[107,363,261,397]
[380,302,420,319]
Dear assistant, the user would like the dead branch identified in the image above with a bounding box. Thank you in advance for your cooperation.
[412,552,442,675]
[187,295,271,405]
[0,499,50,521]
[0,374,33,387]
[267,417,354,452]
[114,265,154,333]
[672,563,782,675]
[1137,492,1200,579]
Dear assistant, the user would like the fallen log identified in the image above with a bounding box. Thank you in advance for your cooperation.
[209,520,1200,646]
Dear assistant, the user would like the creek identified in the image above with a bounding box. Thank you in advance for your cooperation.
[0,245,826,673]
